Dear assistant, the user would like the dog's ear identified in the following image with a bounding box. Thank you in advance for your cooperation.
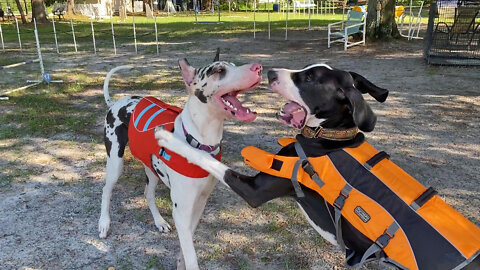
[340,87,377,132]
[178,58,195,87]
[349,71,389,103]
[213,48,220,62]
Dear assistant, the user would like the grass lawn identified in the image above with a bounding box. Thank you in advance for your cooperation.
[0,11,427,53]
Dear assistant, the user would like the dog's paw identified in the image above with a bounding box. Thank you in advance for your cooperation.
[154,126,173,143]
[155,220,172,233]
[98,216,111,238]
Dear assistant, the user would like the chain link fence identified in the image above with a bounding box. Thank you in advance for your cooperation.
[425,0,480,65]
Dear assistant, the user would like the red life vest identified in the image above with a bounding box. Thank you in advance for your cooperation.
[128,97,221,178]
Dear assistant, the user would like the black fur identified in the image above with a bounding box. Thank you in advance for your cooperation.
[106,111,115,129]
[114,125,128,158]
[194,89,208,103]
[104,127,112,157]
[274,66,388,132]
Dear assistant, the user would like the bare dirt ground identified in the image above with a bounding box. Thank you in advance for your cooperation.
[1,27,480,270]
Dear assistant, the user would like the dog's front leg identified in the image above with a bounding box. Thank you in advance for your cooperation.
[170,175,217,270]
[155,128,229,183]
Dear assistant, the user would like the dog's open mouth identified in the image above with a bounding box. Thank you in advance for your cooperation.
[277,101,307,129]
[216,81,260,122]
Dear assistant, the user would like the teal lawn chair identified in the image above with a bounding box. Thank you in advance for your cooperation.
[328,10,367,51]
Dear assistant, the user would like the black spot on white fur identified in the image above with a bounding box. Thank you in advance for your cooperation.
[194,89,208,103]
[106,111,115,129]
[104,127,112,157]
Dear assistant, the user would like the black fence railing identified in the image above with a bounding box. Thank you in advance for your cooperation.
[424,0,480,65]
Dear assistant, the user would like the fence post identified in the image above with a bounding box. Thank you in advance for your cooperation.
[111,15,117,55]
[52,15,59,54]
[268,0,270,39]
[15,17,22,51]
[154,16,159,55]
[33,18,45,75]
[70,18,78,52]
[133,16,137,54]
[218,1,221,22]
[91,18,97,55]
[253,1,256,39]
[0,24,4,51]
[285,0,288,40]
[308,2,311,30]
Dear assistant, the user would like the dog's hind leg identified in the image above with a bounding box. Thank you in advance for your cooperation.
[144,166,171,233]
[98,110,129,238]
[98,148,124,238]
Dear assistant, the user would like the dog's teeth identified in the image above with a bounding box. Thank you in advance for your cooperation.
[246,108,250,113]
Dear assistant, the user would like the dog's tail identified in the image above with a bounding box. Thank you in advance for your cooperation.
[103,65,133,107]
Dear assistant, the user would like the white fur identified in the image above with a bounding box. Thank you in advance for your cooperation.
[103,65,133,107]
[297,202,338,246]
[98,61,261,270]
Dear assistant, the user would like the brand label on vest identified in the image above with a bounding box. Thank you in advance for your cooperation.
[354,206,371,223]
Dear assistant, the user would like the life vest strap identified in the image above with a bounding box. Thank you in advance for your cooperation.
[294,142,325,188]
[356,221,400,269]
[334,185,353,252]
[411,187,437,211]
[364,151,390,170]
[291,159,306,198]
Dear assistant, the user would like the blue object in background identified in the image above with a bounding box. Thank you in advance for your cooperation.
[43,73,51,84]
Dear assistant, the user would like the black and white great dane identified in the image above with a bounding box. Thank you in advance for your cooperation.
[154,64,480,270]
[98,52,262,270]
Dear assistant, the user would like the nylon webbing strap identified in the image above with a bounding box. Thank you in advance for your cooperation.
[355,222,400,269]
[294,143,325,188]
[334,185,353,252]
[364,151,390,170]
[411,187,437,210]
[291,160,305,198]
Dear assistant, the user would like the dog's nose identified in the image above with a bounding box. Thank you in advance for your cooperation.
[250,64,262,74]
[267,70,278,83]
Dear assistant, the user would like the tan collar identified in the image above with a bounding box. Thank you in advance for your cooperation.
[301,126,359,140]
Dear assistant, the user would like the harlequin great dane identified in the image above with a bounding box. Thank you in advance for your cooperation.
[98,51,262,270]
[154,64,480,270]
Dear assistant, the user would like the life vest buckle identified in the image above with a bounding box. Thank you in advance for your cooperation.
[301,160,317,178]
[375,231,393,249]
[334,190,349,210]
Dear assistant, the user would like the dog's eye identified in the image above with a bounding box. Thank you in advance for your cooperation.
[305,75,312,82]
[215,67,225,74]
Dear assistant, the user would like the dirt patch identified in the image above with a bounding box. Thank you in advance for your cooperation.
[1,26,479,270]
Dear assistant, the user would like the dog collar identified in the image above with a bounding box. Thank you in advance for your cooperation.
[301,126,358,141]
[182,123,221,156]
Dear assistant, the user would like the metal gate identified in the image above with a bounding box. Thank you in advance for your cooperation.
[424,0,480,65]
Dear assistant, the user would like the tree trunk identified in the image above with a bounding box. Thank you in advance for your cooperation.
[366,0,400,40]
[67,0,75,14]
[24,0,28,14]
[14,0,27,23]
[31,0,48,23]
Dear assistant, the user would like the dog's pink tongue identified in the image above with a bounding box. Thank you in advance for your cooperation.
[222,95,257,122]
[284,102,306,127]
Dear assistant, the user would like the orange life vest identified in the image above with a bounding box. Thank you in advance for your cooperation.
[128,97,221,178]
[241,138,480,270]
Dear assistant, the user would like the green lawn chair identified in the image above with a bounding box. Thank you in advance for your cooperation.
[328,10,367,51]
